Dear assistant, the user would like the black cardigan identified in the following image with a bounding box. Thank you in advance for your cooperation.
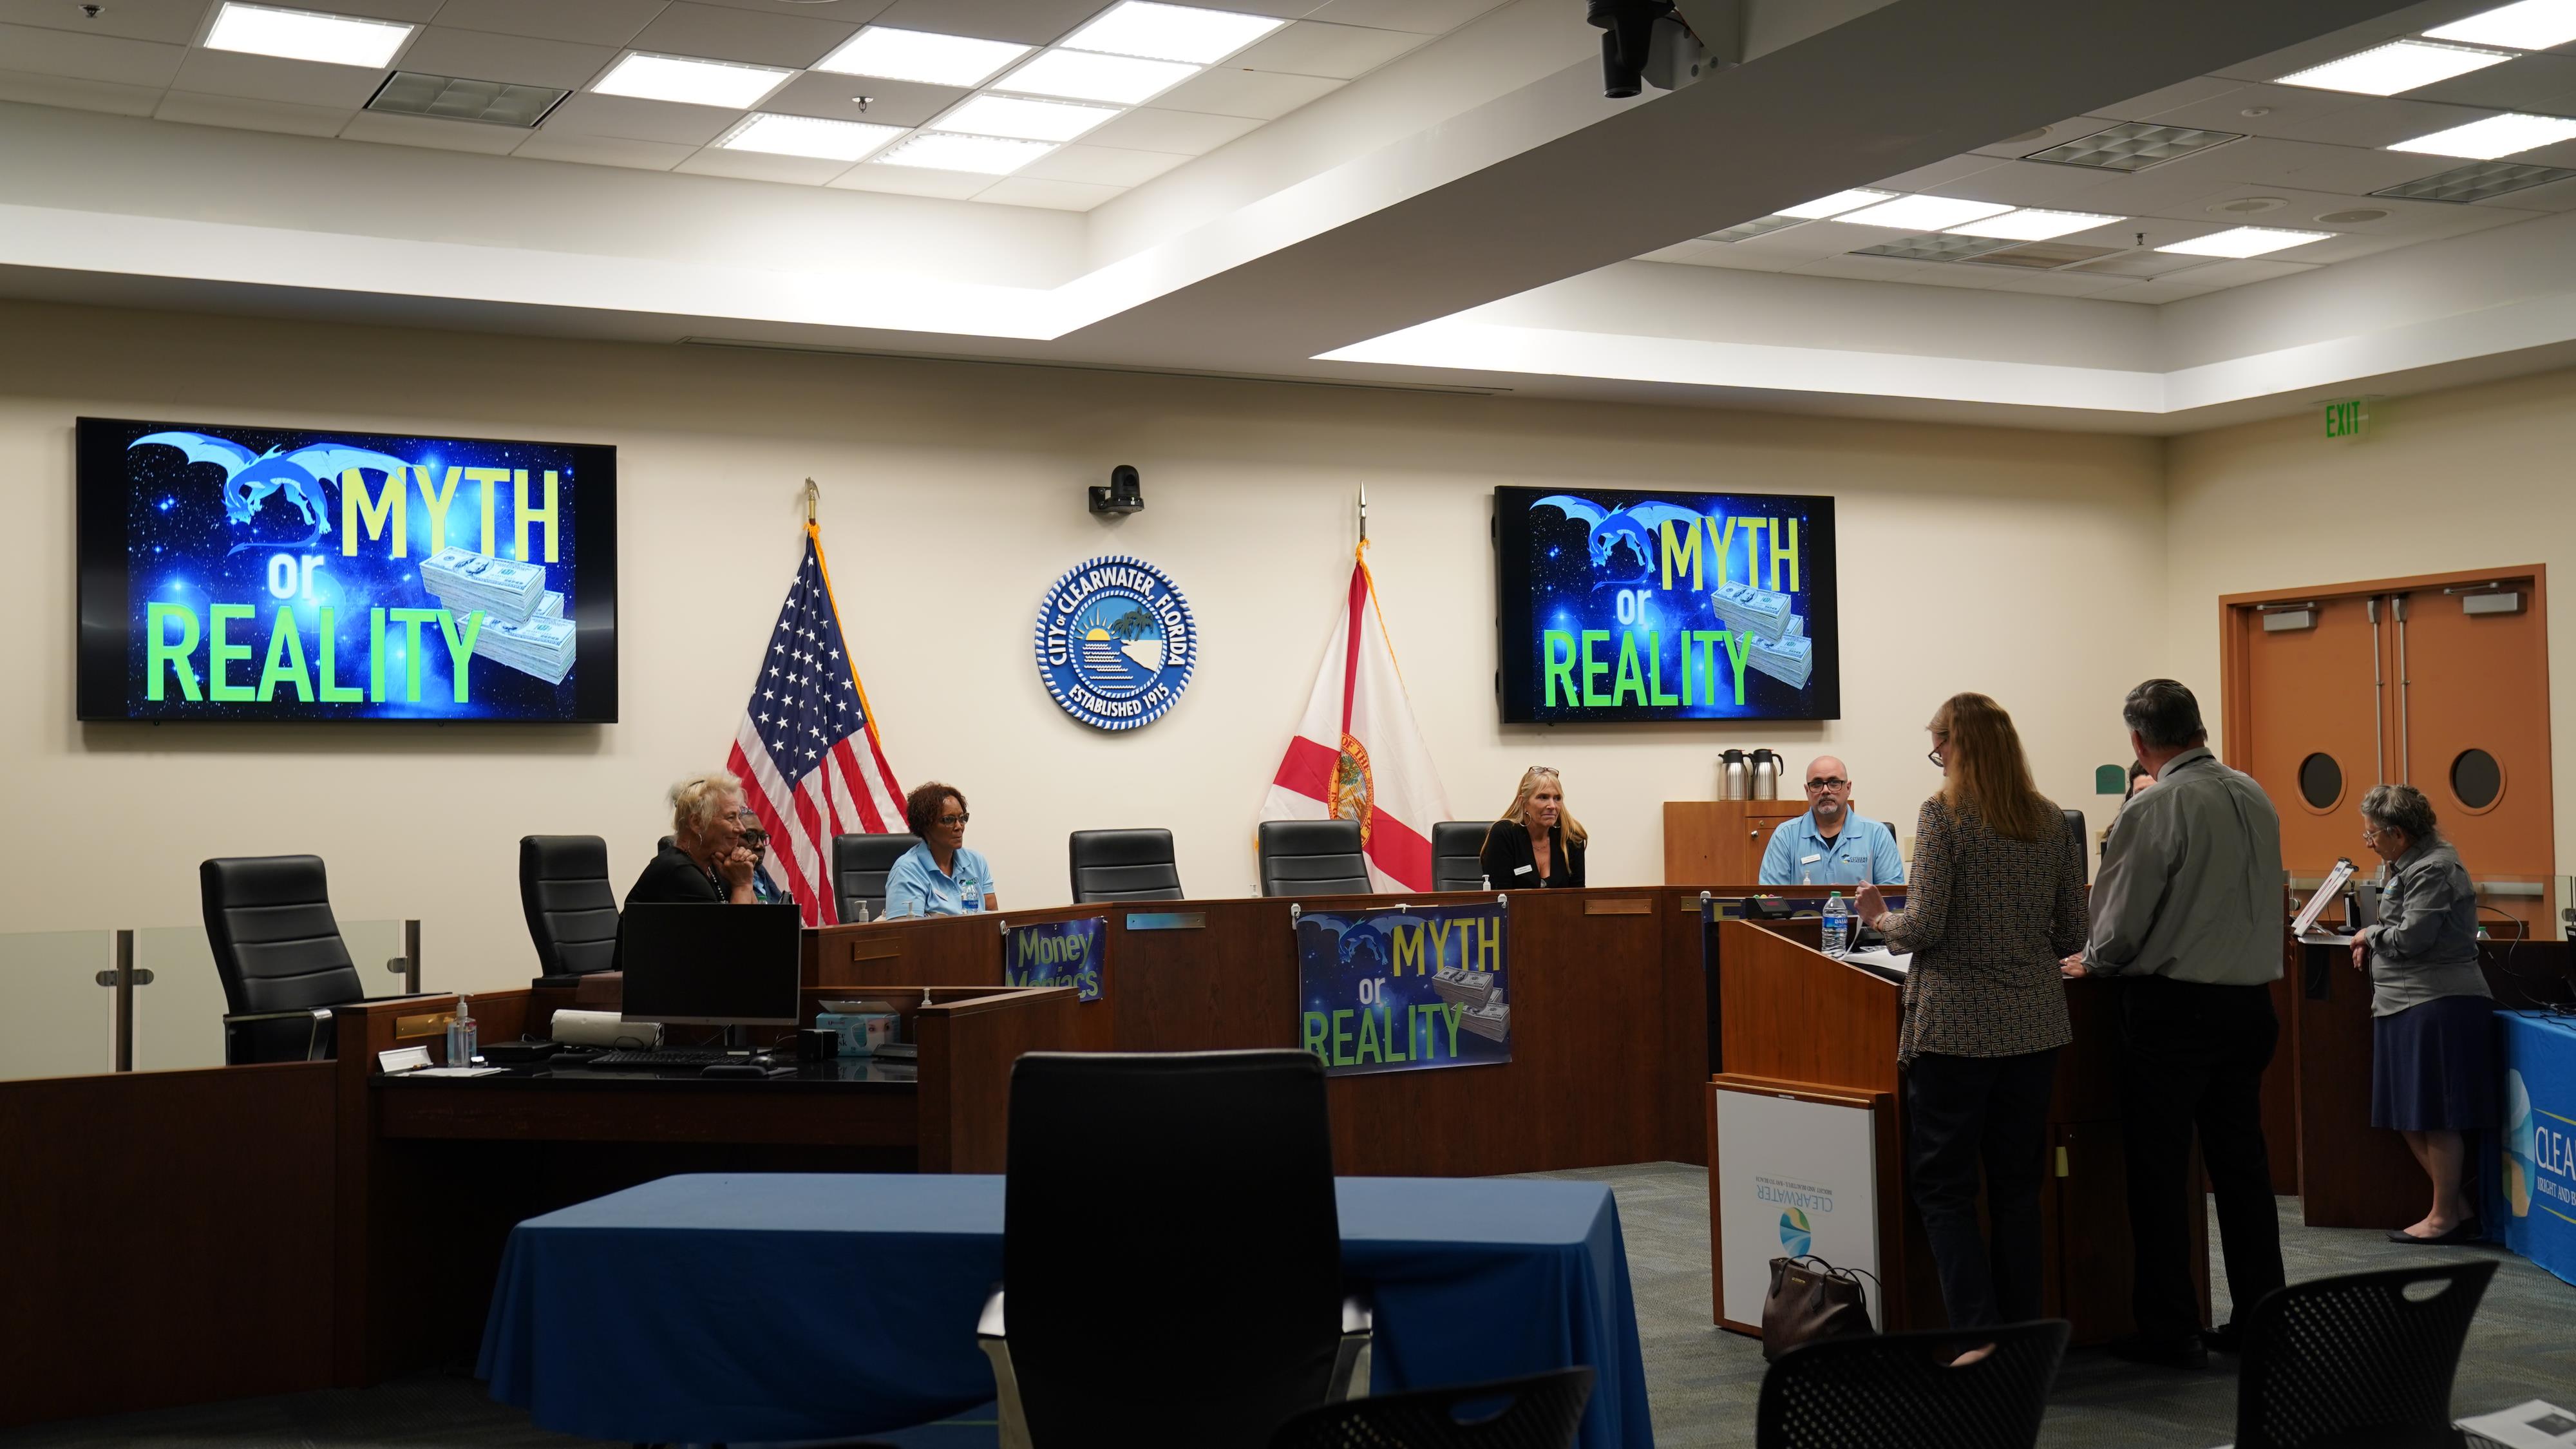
[1477,822,1586,889]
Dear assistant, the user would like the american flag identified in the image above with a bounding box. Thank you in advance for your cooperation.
[727,526,905,926]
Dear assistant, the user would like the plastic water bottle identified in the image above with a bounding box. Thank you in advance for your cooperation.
[445,994,478,1066]
[1821,892,1850,960]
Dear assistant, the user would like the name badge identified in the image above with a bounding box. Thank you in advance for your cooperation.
[1801,853,1823,866]
[1513,864,1535,876]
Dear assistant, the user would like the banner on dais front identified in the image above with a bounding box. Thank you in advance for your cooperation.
[1296,901,1509,1077]
[1004,917,1104,1003]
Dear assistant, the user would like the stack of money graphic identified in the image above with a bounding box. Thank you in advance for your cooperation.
[421,547,546,623]
[1431,966,1495,1010]
[1459,998,1510,1043]
[1710,581,1815,690]
[471,614,576,686]
[533,590,565,620]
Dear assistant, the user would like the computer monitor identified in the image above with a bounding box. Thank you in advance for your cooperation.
[618,904,803,1027]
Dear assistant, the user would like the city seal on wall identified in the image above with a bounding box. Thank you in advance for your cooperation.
[1034,554,1198,730]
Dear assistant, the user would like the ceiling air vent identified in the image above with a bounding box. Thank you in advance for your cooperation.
[1705,214,1806,243]
[2065,251,2215,278]
[2374,160,2576,203]
[2025,121,2243,171]
[1964,241,2124,270]
[1850,233,2014,262]
[366,71,569,128]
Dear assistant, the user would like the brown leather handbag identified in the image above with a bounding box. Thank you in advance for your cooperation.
[1761,1255,1879,1360]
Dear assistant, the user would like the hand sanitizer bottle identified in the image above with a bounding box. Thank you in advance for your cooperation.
[446,994,478,1066]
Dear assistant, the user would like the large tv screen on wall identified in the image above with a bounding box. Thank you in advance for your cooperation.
[1494,485,1839,723]
[76,417,618,723]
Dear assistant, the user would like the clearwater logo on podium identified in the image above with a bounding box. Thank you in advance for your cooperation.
[1034,554,1197,730]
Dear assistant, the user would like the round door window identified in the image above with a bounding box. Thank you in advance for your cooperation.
[2298,752,2343,813]
[2450,749,2503,811]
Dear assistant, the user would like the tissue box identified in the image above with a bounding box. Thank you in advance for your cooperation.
[815,1012,898,1057]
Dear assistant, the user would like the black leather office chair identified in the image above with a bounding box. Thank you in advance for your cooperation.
[1069,828,1184,904]
[1270,1368,1593,1449]
[1756,1320,2068,1449]
[833,833,919,921]
[980,1050,1368,1449]
[519,835,620,986]
[200,855,369,1065]
[2061,808,2088,877]
[1430,821,1489,893]
[2233,1262,2496,1449]
[1258,819,1371,898]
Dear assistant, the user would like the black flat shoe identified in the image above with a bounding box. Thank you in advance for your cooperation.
[2202,1322,2244,1355]
[2385,1219,2481,1245]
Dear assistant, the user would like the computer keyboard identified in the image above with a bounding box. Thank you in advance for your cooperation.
[581,1049,767,1070]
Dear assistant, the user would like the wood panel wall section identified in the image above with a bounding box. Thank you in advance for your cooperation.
[1664,801,1811,884]
[915,986,1083,1173]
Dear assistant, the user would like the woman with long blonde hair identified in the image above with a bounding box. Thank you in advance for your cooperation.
[1854,693,2087,1332]
[1478,766,1587,889]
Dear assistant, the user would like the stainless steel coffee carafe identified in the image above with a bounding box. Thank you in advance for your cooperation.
[1749,748,1783,800]
[1719,749,1750,800]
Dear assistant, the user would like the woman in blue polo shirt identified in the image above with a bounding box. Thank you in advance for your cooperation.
[883,781,999,918]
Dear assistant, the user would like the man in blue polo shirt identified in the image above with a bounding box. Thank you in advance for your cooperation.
[1759,754,1906,886]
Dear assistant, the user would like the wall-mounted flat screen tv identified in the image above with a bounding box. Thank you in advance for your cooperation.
[77,417,618,722]
[1494,485,1838,723]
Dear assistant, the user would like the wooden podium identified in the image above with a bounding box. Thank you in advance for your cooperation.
[1708,919,2206,1343]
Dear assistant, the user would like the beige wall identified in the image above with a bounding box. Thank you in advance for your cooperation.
[2,299,2166,998]
[2165,365,2576,868]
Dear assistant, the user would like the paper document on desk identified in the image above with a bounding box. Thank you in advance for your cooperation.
[415,1066,507,1077]
[1842,947,1911,972]
[2459,1401,2576,1449]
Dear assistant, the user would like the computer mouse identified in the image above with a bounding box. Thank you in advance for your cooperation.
[701,1063,767,1079]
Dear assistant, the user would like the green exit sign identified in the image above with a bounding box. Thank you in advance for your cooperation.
[2324,399,2371,438]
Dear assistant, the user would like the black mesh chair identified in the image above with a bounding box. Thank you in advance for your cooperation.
[1258,819,1372,898]
[1430,822,1489,893]
[1069,828,1184,904]
[832,833,919,922]
[2233,1263,2496,1449]
[518,835,620,985]
[200,855,370,1065]
[1269,1368,1593,1449]
[980,1051,1370,1449]
[1756,1320,2069,1449]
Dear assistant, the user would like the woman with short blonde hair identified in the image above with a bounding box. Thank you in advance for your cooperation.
[1478,766,1587,889]
[625,772,767,906]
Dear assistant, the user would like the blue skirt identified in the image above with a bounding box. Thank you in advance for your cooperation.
[2371,994,2499,1132]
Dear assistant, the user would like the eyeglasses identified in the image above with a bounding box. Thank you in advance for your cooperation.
[938,813,971,827]
[1805,777,1850,791]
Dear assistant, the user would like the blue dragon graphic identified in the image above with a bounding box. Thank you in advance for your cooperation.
[129,431,414,555]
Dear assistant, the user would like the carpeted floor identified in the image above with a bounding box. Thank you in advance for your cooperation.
[7,1162,2570,1448]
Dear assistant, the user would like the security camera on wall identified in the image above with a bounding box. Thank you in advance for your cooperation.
[1089,464,1143,516]
[1586,0,1736,98]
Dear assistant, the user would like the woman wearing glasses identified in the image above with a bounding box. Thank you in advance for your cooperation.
[1478,766,1587,889]
[2351,783,2494,1245]
[883,781,1000,918]
[626,772,772,905]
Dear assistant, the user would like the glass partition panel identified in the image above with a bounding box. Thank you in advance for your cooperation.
[132,925,226,1072]
[0,931,115,1081]
[343,919,413,995]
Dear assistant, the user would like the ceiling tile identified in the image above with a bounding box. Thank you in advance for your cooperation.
[1229,20,1426,79]
[542,91,743,144]
[976,175,1124,209]
[0,0,204,44]
[687,0,897,20]
[1019,140,1190,185]
[1151,66,1340,118]
[2409,52,2576,111]
[1300,0,1502,35]
[155,90,354,137]
[2492,173,2576,210]
[2104,75,2246,120]
[864,0,1105,45]
[2522,136,2576,168]
[340,108,529,153]
[760,69,965,128]
[311,0,444,20]
[676,147,857,184]
[1079,104,1259,153]
[1794,254,1937,285]
[0,66,160,116]
[169,49,392,108]
[429,0,668,46]
[1868,156,2006,193]
[1935,158,2125,209]
[0,21,184,86]
[1968,115,2117,160]
[2148,256,2323,289]
[626,1,855,68]
[394,26,615,89]
[511,129,696,169]
[2124,80,2367,144]
[829,162,993,198]
[1162,0,1316,15]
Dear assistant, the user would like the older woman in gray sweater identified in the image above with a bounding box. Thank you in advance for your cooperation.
[2352,784,2496,1245]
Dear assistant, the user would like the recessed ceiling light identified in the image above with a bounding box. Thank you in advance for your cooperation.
[871,131,1056,174]
[1061,1,1287,64]
[933,93,1121,142]
[2155,226,2333,258]
[2427,0,2576,51]
[1776,188,1894,218]
[2373,158,2576,201]
[2274,39,2514,96]
[814,26,1033,86]
[205,3,412,68]
[1837,194,2014,231]
[720,113,905,161]
[995,48,1200,104]
[2388,111,2576,159]
[593,52,791,108]
[2025,121,2243,170]
[1705,215,1807,243]
[1958,208,2124,241]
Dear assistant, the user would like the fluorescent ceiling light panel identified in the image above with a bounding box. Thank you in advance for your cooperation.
[815,27,1032,86]
[1836,194,2014,230]
[2427,0,2576,51]
[1776,188,1895,218]
[1060,1,1287,64]
[1958,208,2124,241]
[205,3,412,68]
[2388,111,2576,158]
[1851,234,2016,262]
[2275,39,2513,95]
[720,113,905,161]
[996,48,1200,104]
[871,131,1056,174]
[2373,158,2576,201]
[2026,121,2242,170]
[2155,226,2333,257]
[593,53,791,108]
[934,93,1121,142]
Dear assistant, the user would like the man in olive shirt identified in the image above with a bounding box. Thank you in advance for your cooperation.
[2064,679,2286,1368]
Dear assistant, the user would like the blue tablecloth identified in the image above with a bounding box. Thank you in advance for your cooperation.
[478,1173,1653,1449]
[2492,1010,2576,1287]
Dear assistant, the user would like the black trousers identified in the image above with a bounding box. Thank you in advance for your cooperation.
[1904,1048,2060,1329]
[2117,974,2286,1342]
